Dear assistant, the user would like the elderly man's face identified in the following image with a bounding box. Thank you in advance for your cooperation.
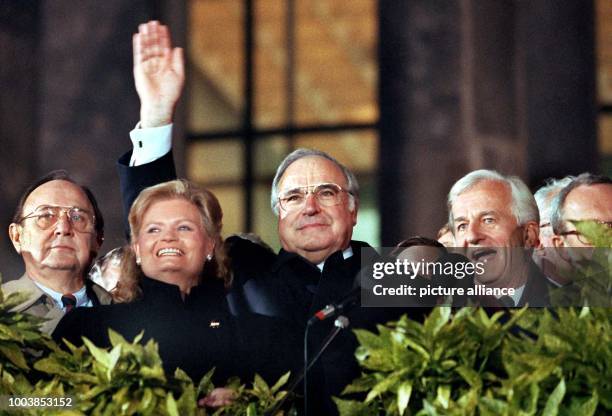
[452,180,538,288]
[9,180,100,280]
[277,156,357,264]
[555,184,612,248]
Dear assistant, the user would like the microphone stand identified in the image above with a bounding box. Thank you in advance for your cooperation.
[266,315,350,416]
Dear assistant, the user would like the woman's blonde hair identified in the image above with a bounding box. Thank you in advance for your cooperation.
[114,179,230,303]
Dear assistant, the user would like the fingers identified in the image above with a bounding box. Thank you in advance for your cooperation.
[198,388,236,408]
[171,47,185,79]
[133,20,173,65]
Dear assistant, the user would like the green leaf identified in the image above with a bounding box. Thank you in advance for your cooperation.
[83,337,111,369]
[542,378,565,416]
[397,381,412,415]
[435,385,451,409]
[270,371,291,394]
[364,368,407,403]
[567,392,598,416]
[197,367,215,396]
[424,307,451,337]
[252,373,271,397]
[341,374,379,395]
[455,366,482,389]
[479,396,508,415]
[0,342,28,369]
[333,397,372,416]
[246,402,258,416]
[166,392,179,416]
[138,387,155,412]
[107,328,128,347]
[107,344,122,372]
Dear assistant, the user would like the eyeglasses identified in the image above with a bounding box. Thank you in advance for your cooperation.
[559,221,612,245]
[19,205,96,233]
[278,183,351,212]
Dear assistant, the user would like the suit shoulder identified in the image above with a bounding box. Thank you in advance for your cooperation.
[226,235,277,270]
[1,277,42,312]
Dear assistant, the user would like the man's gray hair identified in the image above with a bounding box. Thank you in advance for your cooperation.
[550,172,612,234]
[533,176,574,236]
[447,169,539,230]
[270,148,359,215]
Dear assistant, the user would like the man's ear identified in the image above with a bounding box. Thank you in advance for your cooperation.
[551,235,573,262]
[551,235,565,249]
[523,221,539,249]
[350,199,359,226]
[8,223,22,254]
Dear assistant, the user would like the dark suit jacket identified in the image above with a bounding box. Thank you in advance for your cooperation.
[53,277,295,386]
[518,260,553,307]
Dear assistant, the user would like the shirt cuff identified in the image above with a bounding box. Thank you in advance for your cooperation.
[129,122,173,166]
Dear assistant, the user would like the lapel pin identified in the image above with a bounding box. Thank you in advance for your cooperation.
[209,320,221,328]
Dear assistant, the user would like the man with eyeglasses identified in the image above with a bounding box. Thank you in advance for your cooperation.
[3,171,112,334]
[532,176,574,286]
[550,173,612,268]
[117,21,408,414]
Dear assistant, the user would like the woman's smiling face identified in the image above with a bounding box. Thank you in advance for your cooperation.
[134,198,214,288]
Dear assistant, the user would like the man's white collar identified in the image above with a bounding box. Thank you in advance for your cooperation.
[317,246,354,271]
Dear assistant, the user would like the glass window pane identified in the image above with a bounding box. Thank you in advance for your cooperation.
[295,0,378,125]
[598,115,612,156]
[253,182,281,252]
[187,140,245,183]
[206,185,245,238]
[254,135,290,179]
[254,0,288,128]
[294,130,378,173]
[188,0,243,131]
[352,175,380,247]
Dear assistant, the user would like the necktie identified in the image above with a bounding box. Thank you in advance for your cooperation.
[61,294,77,312]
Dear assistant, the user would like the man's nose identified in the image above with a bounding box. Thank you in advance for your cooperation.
[302,192,321,215]
[54,212,74,235]
[463,223,484,247]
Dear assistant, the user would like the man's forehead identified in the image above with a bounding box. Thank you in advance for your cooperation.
[278,156,347,189]
[452,180,512,215]
[24,180,91,210]
[565,183,612,219]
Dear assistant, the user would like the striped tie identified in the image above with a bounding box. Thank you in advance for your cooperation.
[61,294,77,312]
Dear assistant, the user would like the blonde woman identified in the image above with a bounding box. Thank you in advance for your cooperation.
[54,180,296,392]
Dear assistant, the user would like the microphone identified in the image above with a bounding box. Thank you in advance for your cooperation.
[307,286,361,326]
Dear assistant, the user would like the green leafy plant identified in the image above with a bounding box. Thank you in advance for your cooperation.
[337,307,611,416]
[198,370,296,416]
[0,284,57,398]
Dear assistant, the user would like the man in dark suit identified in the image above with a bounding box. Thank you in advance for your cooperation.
[3,171,112,334]
[447,169,551,307]
[118,20,412,414]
